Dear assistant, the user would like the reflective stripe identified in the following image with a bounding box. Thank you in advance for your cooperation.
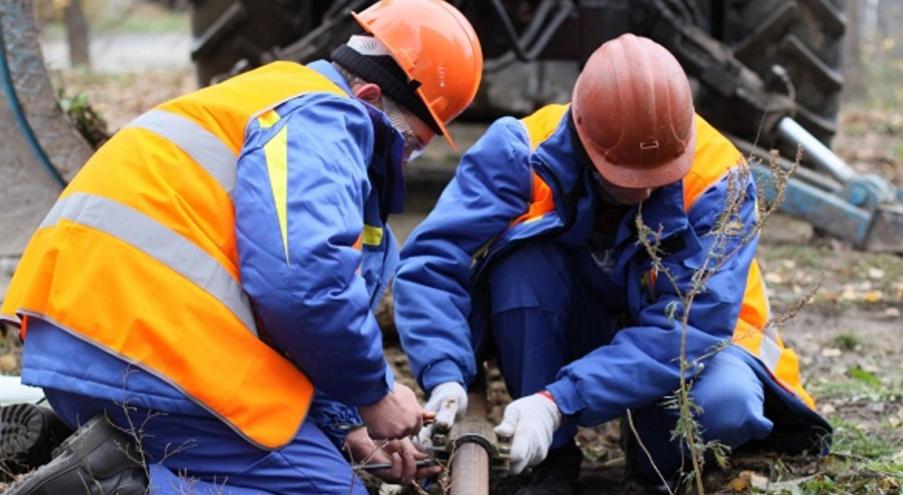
[125,109,238,193]
[264,125,290,263]
[258,109,281,129]
[41,193,258,337]
[362,225,383,246]
[759,334,782,372]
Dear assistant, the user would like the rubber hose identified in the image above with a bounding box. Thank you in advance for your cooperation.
[0,18,68,188]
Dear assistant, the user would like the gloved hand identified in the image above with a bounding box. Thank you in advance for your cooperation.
[493,392,563,474]
[425,382,468,431]
[418,382,468,445]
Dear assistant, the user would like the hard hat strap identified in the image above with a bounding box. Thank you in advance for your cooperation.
[331,44,441,135]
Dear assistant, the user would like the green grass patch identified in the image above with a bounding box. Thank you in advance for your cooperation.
[831,418,902,459]
[833,333,863,351]
[848,366,882,387]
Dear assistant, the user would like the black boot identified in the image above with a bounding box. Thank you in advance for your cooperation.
[514,444,582,495]
[4,414,148,494]
[0,403,73,480]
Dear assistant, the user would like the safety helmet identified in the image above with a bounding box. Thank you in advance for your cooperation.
[351,0,483,149]
[572,34,696,189]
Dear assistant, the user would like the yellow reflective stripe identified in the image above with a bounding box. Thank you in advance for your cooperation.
[362,225,383,246]
[258,109,281,129]
[682,115,744,210]
[263,125,290,263]
[520,104,569,151]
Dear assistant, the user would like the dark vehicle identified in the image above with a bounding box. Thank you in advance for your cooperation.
[2,0,901,250]
[189,0,845,147]
[185,0,903,252]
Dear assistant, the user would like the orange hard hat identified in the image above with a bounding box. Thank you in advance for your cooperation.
[572,34,696,189]
[351,0,483,149]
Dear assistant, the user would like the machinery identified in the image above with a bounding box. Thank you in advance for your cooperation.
[185,0,903,252]
[2,0,901,253]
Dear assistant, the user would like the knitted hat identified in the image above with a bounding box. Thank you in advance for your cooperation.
[331,35,442,134]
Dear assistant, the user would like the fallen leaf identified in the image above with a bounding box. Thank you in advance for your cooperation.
[879,476,901,492]
[821,403,836,415]
[0,354,17,373]
[726,471,752,492]
[885,307,901,317]
[864,291,882,303]
[765,273,783,284]
[782,260,797,269]
[750,473,769,490]
[821,348,843,357]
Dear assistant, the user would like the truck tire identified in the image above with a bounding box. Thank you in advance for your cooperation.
[189,0,317,85]
[718,0,846,145]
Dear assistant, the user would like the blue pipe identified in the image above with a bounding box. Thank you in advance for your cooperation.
[0,19,67,188]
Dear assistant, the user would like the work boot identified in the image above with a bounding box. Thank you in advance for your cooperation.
[4,414,148,494]
[0,403,73,480]
[514,444,582,495]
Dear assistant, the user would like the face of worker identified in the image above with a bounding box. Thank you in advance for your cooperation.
[352,83,435,165]
[592,170,653,205]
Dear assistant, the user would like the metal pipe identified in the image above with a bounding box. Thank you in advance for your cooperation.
[448,388,491,495]
[450,442,490,495]
[777,117,855,183]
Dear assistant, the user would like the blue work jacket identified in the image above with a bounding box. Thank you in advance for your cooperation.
[395,105,818,427]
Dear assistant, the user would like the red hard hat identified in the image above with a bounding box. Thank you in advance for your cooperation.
[572,34,696,189]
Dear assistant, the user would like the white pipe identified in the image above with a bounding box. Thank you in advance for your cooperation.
[0,375,44,405]
[777,117,855,183]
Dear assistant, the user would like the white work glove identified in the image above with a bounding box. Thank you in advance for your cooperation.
[418,381,468,445]
[493,392,563,475]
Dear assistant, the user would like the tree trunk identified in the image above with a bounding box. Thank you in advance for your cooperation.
[844,0,864,99]
[63,0,90,69]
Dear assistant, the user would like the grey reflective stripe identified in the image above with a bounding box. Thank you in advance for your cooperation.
[125,109,238,193]
[759,335,782,371]
[41,193,258,337]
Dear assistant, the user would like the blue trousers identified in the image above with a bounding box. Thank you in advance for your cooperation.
[485,242,774,478]
[44,389,368,495]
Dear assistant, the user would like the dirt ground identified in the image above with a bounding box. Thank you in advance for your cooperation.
[2,57,902,493]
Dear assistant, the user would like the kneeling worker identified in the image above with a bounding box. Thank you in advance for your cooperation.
[1,1,482,493]
[394,34,830,493]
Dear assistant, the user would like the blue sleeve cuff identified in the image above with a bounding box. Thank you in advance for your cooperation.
[546,377,587,417]
[421,359,467,393]
[307,392,364,449]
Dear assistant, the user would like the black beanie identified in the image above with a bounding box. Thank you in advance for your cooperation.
[331,44,442,135]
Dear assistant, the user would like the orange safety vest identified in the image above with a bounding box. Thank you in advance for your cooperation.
[516,104,815,409]
[1,62,350,449]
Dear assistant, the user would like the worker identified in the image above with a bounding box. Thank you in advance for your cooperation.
[0,1,482,493]
[395,34,830,493]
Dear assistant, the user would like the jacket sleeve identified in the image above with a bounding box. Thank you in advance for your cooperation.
[234,94,393,407]
[394,117,534,393]
[307,390,363,449]
[547,172,760,425]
